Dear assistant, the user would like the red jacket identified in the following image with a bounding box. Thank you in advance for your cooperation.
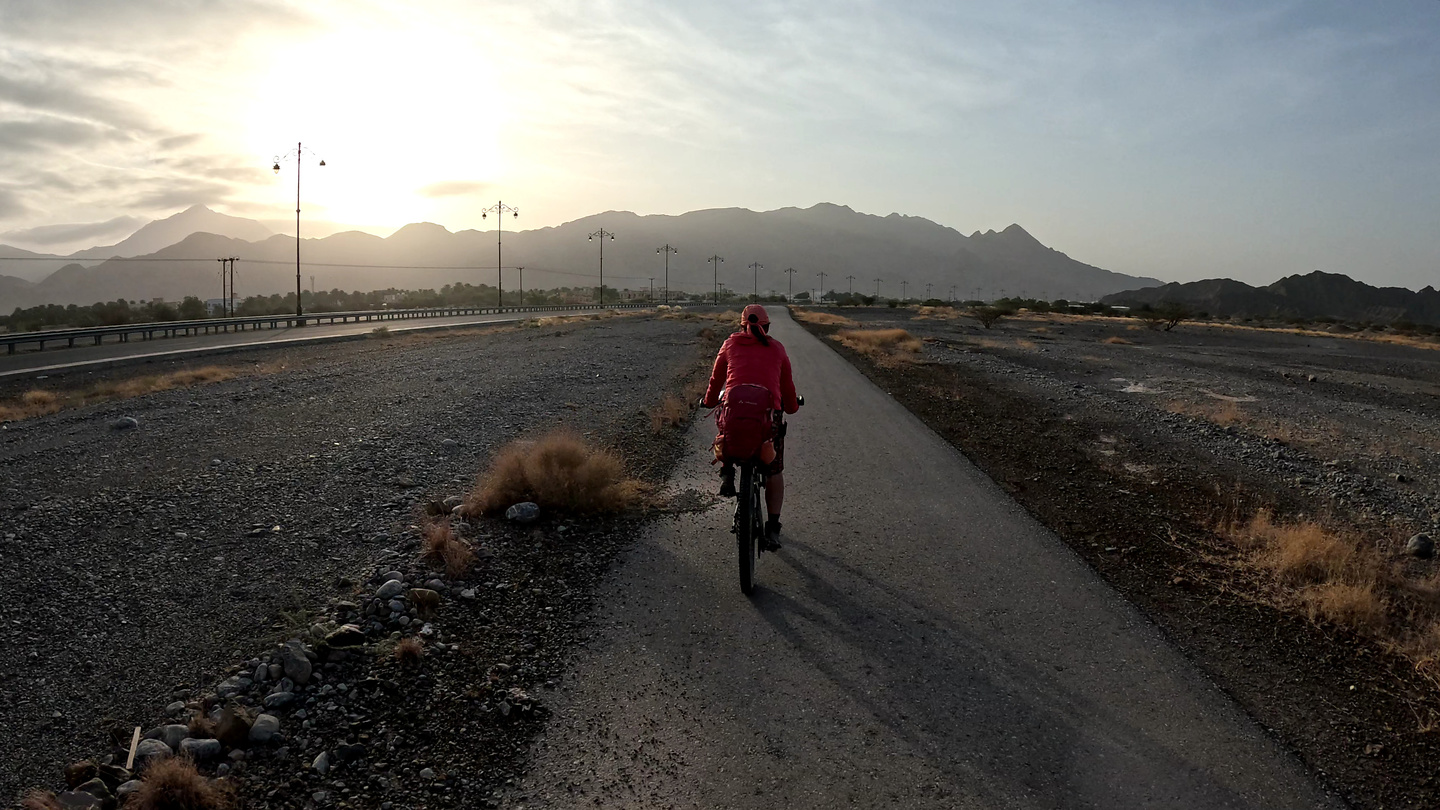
[703,330,799,413]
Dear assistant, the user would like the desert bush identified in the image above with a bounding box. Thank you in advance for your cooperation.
[394,637,424,665]
[463,431,647,516]
[420,520,476,578]
[369,326,391,339]
[130,756,233,810]
[833,329,923,365]
[791,310,860,328]
[1223,510,1387,634]
[187,712,216,739]
[968,306,1006,329]
[651,394,692,432]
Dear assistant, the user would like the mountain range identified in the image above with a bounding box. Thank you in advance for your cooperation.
[1102,272,1440,325]
[0,204,1159,310]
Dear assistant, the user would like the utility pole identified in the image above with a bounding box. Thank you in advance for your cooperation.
[310,275,315,294]
[482,200,518,307]
[951,285,958,302]
[657,244,678,305]
[588,228,616,304]
[516,266,524,305]
[649,277,655,301]
[818,271,828,302]
[783,267,797,301]
[901,279,908,300]
[216,258,227,316]
[748,262,763,302]
[875,278,881,298]
[708,255,725,304]
[926,282,932,299]
[846,274,856,296]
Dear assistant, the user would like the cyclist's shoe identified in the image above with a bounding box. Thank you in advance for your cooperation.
[763,519,782,551]
[718,465,736,498]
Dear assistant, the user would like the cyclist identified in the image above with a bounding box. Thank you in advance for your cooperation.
[702,304,800,548]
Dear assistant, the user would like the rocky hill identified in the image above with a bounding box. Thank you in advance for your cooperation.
[0,203,1160,310]
[1103,271,1440,324]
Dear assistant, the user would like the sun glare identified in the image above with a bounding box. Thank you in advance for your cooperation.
[245,29,506,228]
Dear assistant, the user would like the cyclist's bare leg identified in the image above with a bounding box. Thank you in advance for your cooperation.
[765,472,784,518]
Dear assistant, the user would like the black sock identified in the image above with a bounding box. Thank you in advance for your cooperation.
[767,513,781,526]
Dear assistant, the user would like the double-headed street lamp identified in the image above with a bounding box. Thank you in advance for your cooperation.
[818,271,828,303]
[783,267,797,301]
[588,228,615,304]
[748,262,763,302]
[481,200,518,307]
[708,255,724,304]
[272,142,325,317]
[656,243,678,305]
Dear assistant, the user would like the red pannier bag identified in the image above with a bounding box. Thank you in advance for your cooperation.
[712,383,776,464]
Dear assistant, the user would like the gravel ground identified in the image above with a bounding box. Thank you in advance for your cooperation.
[0,313,712,805]
[798,306,1440,809]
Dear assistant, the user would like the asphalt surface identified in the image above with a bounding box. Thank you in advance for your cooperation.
[0,306,628,379]
[505,308,1341,809]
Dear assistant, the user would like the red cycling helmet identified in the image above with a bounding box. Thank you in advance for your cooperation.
[741,304,770,327]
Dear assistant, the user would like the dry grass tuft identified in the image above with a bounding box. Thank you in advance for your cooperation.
[395,637,424,665]
[187,712,216,739]
[1223,510,1387,633]
[420,520,476,578]
[911,306,962,321]
[1167,399,1243,427]
[1102,336,1133,345]
[130,756,233,810]
[832,328,923,365]
[792,309,859,328]
[409,588,441,618]
[463,430,648,517]
[20,791,63,810]
[650,395,692,432]
[1,365,251,423]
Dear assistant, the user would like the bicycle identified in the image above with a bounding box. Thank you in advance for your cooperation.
[705,392,803,595]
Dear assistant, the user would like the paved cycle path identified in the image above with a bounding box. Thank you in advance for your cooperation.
[506,308,1340,809]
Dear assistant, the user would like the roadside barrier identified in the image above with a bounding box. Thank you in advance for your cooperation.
[1,303,652,354]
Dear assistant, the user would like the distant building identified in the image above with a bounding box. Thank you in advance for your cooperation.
[205,298,228,316]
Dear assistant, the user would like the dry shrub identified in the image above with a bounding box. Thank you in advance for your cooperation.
[1301,583,1387,632]
[187,712,215,739]
[792,310,859,328]
[912,306,960,321]
[409,588,441,618]
[833,328,922,365]
[464,431,647,516]
[130,756,233,810]
[1166,399,1243,427]
[1224,510,1388,634]
[395,637,424,665]
[1102,336,1133,345]
[650,394,692,432]
[421,520,475,578]
[21,791,63,810]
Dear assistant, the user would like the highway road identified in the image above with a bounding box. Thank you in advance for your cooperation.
[505,307,1340,808]
[0,306,625,380]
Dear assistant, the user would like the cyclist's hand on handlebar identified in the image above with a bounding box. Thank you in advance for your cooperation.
[797,394,805,407]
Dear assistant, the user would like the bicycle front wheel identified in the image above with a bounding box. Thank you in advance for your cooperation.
[737,465,759,594]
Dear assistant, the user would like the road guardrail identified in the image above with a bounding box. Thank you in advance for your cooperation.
[1,303,653,354]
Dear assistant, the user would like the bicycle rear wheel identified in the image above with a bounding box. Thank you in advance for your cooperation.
[736,464,759,594]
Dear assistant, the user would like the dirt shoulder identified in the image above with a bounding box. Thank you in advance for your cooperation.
[2,312,719,807]
[795,307,1440,810]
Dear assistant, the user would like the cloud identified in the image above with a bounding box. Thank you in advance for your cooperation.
[417,181,488,198]
[1,215,145,246]
[0,188,28,219]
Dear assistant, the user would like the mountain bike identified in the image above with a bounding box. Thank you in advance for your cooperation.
[705,392,803,595]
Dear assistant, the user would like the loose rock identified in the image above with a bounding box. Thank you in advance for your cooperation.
[505,501,540,523]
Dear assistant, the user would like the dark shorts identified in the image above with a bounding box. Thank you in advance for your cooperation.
[762,416,787,476]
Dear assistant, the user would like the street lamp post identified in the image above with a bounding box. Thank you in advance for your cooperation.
[817,271,827,303]
[516,266,525,305]
[481,200,518,308]
[708,255,724,304]
[875,278,882,298]
[783,267,797,301]
[588,228,615,304]
[656,244,678,305]
[901,280,908,300]
[272,142,324,318]
[846,274,856,296]
[926,282,933,300]
[748,262,763,302]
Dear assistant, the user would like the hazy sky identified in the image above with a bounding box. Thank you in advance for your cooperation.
[1,0,1438,288]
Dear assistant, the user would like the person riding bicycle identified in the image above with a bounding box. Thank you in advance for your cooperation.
[702,304,800,549]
